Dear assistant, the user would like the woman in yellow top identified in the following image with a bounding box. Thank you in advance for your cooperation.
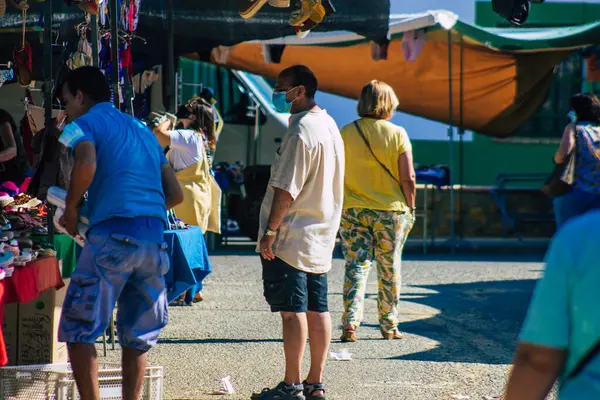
[339,80,417,342]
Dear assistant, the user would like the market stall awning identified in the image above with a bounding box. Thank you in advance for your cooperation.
[194,10,600,138]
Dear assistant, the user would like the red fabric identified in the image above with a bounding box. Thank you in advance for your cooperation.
[33,257,63,294]
[0,282,8,367]
[120,43,133,79]
[19,177,30,193]
[128,0,135,32]
[0,257,63,367]
[3,263,39,304]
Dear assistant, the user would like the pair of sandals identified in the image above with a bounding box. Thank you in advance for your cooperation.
[251,381,326,400]
[240,0,336,38]
[340,327,404,342]
[169,291,203,307]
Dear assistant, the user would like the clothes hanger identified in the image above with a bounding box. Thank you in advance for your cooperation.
[129,33,146,44]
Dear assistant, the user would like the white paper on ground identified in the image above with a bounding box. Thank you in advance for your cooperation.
[330,349,352,361]
[213,376,235,395]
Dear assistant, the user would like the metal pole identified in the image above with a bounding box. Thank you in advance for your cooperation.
[43,0,54,240]
[447,30,455,254]
[166,0,176,112]
[110,0,120,108]
[43,0,52,130]
[458,35,464,240]
[91,14,99,67]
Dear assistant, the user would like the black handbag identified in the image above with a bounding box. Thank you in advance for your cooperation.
[566,340,600,382]
[540,152,576,198]
[541,126,578,198]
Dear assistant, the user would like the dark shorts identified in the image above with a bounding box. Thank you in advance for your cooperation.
[261,257,328,313]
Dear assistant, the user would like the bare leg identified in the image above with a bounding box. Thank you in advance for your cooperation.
[69,343,100,400]
[305,311,331,396]
[281,311,308,384]
[122,348,148,400]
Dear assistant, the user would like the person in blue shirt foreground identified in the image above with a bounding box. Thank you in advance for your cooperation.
[57,66,183,400]
[505,212,600,399]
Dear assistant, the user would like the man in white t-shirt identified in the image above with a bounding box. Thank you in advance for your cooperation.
[252,65,344,400]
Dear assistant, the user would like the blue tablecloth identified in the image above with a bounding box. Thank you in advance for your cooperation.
[164,226,212,302]
[416,165,450,188]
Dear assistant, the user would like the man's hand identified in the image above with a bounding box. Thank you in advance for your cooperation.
[59,206,80,237]
[259,234,276,261]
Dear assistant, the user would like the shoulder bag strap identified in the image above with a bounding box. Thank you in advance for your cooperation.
[353,120,400,185]
[567,340,600,380]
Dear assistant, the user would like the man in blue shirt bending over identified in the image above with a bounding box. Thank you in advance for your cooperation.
[57,66,183,400]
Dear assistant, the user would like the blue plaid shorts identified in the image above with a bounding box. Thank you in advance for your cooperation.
[58,225,170,352]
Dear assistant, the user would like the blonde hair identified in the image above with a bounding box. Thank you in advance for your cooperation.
[357,80,399,120]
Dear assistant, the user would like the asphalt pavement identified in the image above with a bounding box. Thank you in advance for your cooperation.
[99,243,550,400]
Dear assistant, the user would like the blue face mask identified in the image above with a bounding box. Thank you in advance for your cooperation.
[568,110,577,124]
[272,87,299,113]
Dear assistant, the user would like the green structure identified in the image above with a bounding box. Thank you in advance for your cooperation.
[411,1,600,187]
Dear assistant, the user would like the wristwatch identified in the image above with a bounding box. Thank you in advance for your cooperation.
[265,228,278,237]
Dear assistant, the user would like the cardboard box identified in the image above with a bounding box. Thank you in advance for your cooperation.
[2,303,18,366]
[17,280,69,365]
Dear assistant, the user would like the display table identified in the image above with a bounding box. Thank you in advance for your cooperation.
[164,226,212,303]
[0,257,64,366]
[39,227,211,303]
[31,234,78,278]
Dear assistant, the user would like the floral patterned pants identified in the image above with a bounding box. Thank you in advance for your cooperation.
[339,208,413,333]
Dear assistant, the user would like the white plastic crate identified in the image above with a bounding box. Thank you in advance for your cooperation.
[0,363,163,400]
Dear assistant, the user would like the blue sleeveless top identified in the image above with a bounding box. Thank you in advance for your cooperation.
[573,123,600,194]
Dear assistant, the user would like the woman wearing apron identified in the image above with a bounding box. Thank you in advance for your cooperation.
[154,98,221,305]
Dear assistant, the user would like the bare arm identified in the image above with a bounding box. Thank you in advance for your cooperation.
[554,124,576,164]
[260,186,294,260]
[267,187,294,231]
[214,107,224,138]
[161,164,184,209]
[398,148,416,209]
[152,120,172,148]
[0,122,17,163]
[504,343,566,400]
[66,141,97,211]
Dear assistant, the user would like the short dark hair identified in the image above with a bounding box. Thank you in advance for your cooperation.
[279,65,318,99]
[571,93,600,125]
[63,66,111,104]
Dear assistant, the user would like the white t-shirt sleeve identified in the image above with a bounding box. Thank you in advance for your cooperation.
[269,134,312,200]
[169,129,200,152]
[167,129,203,171]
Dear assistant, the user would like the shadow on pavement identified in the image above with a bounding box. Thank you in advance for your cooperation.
[212,241,547,264]
[158,338,282,345]
[387,278,538,365]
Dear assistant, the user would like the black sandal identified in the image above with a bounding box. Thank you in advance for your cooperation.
[303,382,326,400]
[251,382,305,399]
